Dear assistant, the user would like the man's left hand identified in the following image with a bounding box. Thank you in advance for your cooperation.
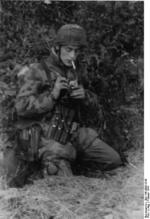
[70,86,85,99]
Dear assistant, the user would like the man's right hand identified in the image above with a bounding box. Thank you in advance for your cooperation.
[52,76,69,100]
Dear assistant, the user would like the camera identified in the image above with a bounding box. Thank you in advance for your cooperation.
[68,79,78,93]
[60,79,78,101]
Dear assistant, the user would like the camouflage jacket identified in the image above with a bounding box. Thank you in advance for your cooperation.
[15,50,99,125]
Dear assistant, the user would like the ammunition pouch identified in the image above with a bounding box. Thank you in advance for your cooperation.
[15,122,42,162]
[47,105,78,145]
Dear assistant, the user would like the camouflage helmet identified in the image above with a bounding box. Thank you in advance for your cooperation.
[54,24,87,47]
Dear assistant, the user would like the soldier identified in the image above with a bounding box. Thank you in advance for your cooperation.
[6,24,122,187]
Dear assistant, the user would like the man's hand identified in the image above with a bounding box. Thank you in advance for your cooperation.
[70,85,85,99]
[52,76,68,100]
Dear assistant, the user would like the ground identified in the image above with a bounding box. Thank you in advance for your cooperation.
[0,137,144,219]
[0,100,144,219]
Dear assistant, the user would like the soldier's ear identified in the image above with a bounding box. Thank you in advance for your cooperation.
[54,46,61,56]
[55,46,59,52]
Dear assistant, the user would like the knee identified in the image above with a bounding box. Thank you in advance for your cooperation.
[107,150,122,170]
[92,138,122,169]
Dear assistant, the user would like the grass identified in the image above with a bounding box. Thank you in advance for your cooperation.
[0,144,144,219]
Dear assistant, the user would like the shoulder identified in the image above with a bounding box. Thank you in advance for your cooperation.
[18,63,47,82]
[17,58,60,84]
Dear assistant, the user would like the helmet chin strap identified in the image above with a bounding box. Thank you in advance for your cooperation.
[53,46,61,61]
[57,46,61,63]
[53,46,67,68]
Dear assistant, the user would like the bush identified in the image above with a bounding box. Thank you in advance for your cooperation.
[0,1,144,151]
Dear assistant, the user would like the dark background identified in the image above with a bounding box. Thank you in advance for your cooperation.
[0,1,144,152]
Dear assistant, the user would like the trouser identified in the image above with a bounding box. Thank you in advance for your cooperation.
[39,127,122,174]
[3,126,122,187]
[71,127,122,171]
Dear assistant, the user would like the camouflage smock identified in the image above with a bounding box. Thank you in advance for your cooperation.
[15,50,99,163]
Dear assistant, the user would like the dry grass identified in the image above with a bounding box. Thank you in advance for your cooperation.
[0,145,143,219]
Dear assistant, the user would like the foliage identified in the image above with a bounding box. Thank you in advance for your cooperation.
[0,1,143,151]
